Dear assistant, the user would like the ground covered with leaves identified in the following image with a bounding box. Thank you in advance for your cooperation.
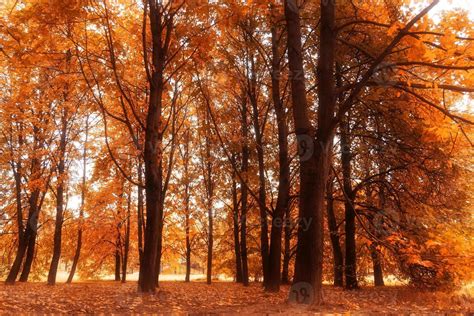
[0,281,472,314]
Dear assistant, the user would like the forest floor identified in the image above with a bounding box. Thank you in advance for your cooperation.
[0,281,472,314]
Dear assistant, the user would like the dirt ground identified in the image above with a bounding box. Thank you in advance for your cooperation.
[0,281,472,314]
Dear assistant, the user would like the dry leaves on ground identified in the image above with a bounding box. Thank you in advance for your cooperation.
[0,281,472,314]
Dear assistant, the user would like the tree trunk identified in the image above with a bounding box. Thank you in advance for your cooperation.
[370,180,385,287]
[184,190,191,283]
[47,181,64,285]
[5,157,27,284]
[281,203,291,285]
[185,208,191,282]
[19,227,37,282]
[67,118,89,284]
[115,247,121,281]
[122,188,131,283]
[326,175,344,287]
[138,0,167,293]
[19,181,43,283]
[204,111,214,285]
[7,138,42,284]
[249,64,270,287]
[154,199,164,287]
[341,115,358,290]
[285,0,336,304]
[232,174,243,283]
[206,200,213,285]
[240,97,250,287]
[284,0,317,303]
[183,131,192,283]
[137,161,144,266]
[370,243,385,286]
[5,230,28,284]
[48,108,68,285]
[266,23,290,292]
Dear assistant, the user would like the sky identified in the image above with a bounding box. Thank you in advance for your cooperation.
[428,0,474,20]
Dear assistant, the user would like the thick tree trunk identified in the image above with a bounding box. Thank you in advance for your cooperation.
[138,0,167,293]
[266,23,290,292]
[370,243,385,286]
[326,176,344,287]
[154,199,165,287]
[285,0,317,294]
[284,0,317,303]
[285,0,336,304]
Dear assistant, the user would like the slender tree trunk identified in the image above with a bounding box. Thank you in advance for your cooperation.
[326,175,344,287]
[182,131,192,283]
[47,182,64,285]
[5,230,28,284]
[122,188,131,283]
[266,23,290,292]
[246,53,270,286]
[67,118,89,284]
[14,128,24,243]
[5,159,26,284]
[240,97,250,286]
[19,169,43,283]
[370,180,385,286]
[232,174,243,283]
[341,115,358,290]
[185,208,191,282]
[115,247,121,281]
[19,227,37,282]
[8,139,42,284]
[250,88,270,287]
[184,184,191,282]
[204,111,214,285]
[48,108,68,285]
[137,161,144,266]
[206,199,213,285]
[281,203,291,285]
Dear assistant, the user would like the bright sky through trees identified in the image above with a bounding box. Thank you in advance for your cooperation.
[0,0,473,313]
